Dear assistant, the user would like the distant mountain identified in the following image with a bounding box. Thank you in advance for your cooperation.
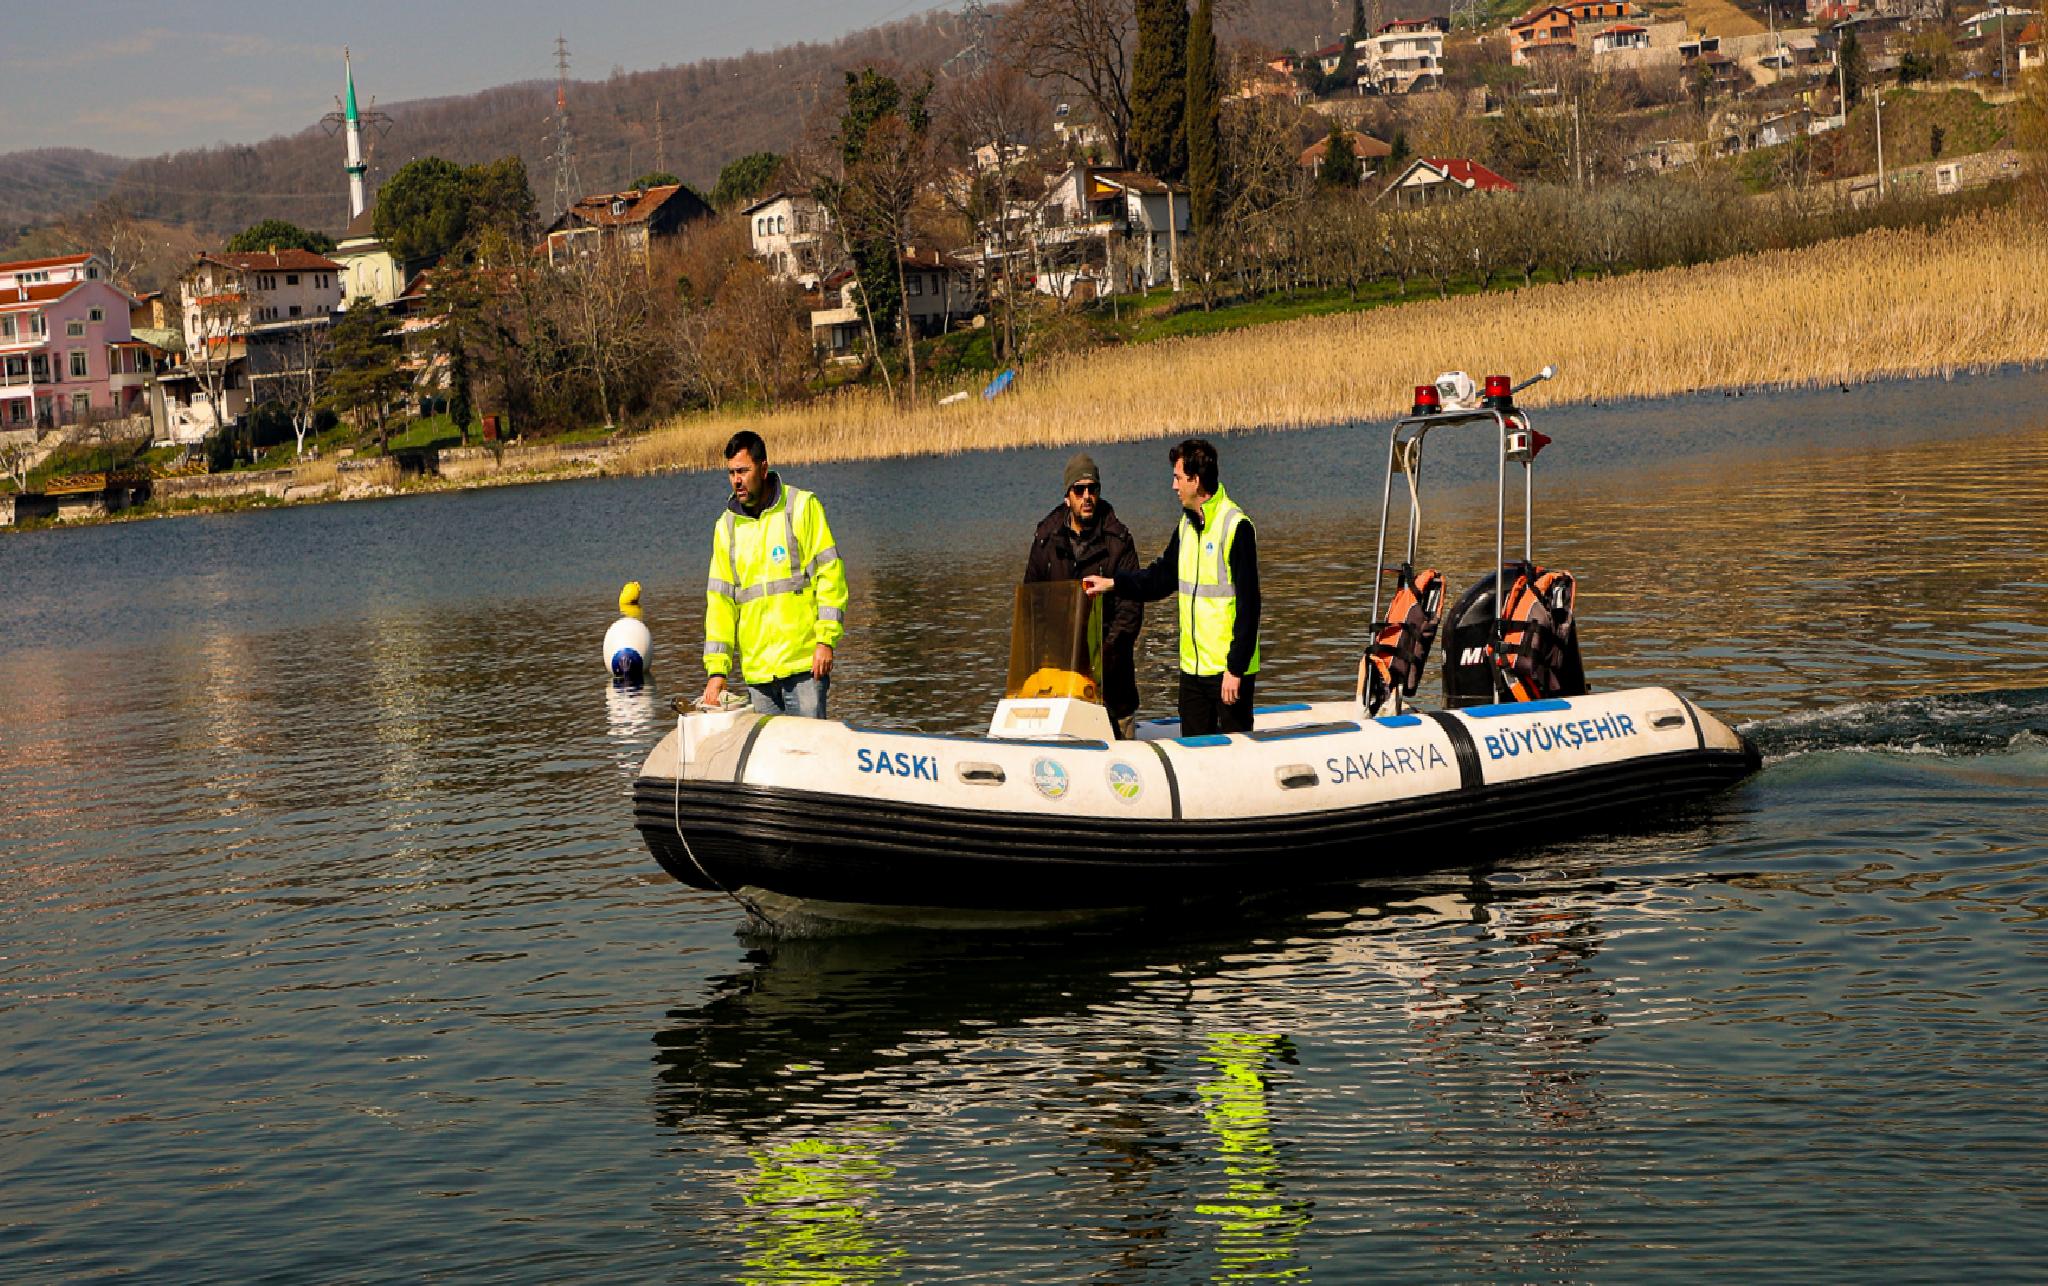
[0,149,130,239]
[2,2,1424,244]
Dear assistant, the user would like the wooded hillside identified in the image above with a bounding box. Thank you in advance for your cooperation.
[2,1,1415,244]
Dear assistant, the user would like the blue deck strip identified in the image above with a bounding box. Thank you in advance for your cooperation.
[1247,722,1360,742]
[1253,703,1313,714]
[1174,734,1235,747]
[843,725,1110,750]
[1461,699,1573,718]
[1374,715,1423,728]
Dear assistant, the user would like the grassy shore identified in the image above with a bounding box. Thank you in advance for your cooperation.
[617,206,2048,477]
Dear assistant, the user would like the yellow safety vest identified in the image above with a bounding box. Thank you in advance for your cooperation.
[704,480,848,684]
[1176,486,1259,678]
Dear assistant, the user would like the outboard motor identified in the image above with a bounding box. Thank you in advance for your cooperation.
[1441,573,1506,708]
[1441,567,1588,708]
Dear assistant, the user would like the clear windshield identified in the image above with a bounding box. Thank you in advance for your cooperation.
[1004,581,1104,703]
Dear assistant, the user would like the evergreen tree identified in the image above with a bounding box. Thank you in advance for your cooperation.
[1344,0,1369,85]
[1838,29,1865,108]
[225,220,336,255]
[711,152,783,210]
[1131,0,1190,179]
[375,158,469,266]
[631,171,681,190]
[1185,0,1223,232]
[322,303,409,451]
[1319,127,1361,190]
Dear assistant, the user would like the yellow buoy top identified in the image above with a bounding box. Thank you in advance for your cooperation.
[618,581,644,619]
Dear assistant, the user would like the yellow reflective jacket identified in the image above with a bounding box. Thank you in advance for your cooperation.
[1176,485,1260,677]
[703,476,848,684]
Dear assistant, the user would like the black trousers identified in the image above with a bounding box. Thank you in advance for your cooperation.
[1179,672,1255,736]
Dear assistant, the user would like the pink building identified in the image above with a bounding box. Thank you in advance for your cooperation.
[0,253,146,433]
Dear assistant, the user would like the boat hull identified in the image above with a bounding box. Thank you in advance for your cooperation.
[633,688,1760,915]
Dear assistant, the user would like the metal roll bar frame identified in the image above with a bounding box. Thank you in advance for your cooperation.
[1364,366,1557,708]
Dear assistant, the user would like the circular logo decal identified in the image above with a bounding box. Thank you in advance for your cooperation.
[1106,761,1143,802]
[1031,757,1069,800]
[771,544,788,562]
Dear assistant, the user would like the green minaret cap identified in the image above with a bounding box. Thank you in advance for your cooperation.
[345,49,359,122]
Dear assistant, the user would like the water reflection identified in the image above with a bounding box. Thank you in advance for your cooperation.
[1194,1032,1310,1282]
[649,870,1657,1280]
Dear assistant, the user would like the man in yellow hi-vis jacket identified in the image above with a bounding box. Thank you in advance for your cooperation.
[1082,438,1261,736]
[697,431,848,718]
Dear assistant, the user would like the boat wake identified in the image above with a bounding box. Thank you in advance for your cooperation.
[1741,686,2048,762]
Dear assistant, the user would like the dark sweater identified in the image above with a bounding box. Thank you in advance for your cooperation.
[1113,507,1261,676]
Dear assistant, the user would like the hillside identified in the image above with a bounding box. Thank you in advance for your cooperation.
[0,149,131,238]
[0,1,1412,245]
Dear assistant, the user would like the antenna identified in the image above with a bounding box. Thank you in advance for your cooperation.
[551,35,584,218]
[655,99,666,176]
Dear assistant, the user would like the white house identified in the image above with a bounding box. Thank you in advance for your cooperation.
[1590,22,1653,53]
[741,191,835,290]
[1031,166,1190,298]
[808,247,980,361]
[174,250,342,435]
[1355,20,1446,94]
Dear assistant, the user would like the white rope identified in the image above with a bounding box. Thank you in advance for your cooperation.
[672,713,772,927]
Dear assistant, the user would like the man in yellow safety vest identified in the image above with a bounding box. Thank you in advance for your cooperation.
[1083,438,1261,735]
[698,431,848,718]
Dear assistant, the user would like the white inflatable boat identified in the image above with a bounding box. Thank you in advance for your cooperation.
[634,368,1759,926]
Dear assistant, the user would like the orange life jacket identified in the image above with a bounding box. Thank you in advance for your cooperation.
[1366,565,1443,715]
[1492,563,1578,702]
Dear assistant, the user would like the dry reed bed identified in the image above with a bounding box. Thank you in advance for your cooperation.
[618,208,2048,476]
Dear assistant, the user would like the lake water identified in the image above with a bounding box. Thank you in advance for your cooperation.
[4,371,2047,1281]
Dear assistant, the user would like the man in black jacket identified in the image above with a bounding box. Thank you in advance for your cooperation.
[1025,453,1144,737]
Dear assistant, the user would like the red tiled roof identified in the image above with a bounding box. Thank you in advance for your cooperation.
[1299,131,1395,167]
[560,184,692,228]
[207,250,342,272]
[0,281,82,312]
[2018,20,2041,41]
[1606,23,1648,32]
[1426,157,1519,191]
[0,252,93,274]
[1511,5,1573,29]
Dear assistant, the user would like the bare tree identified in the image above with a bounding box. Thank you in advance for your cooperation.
[266,324,332,460]
[843,111,938,402]
[186,292,248,444]
[1,437,33,491]
[551,242,662,430]
[54,198,156,290]
[1006,0,1137,165]
[943,61,1051,361]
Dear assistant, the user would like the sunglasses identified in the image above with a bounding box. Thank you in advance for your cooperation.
[1068,482,1100,496]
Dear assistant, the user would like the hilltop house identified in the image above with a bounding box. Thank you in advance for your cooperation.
[742,192,835,289]
[808,247,980,361]
[1511,0,1646,64]
[1298,130,1396,181]
[544,183,712,269]
[1030,165,1191,299]
[172,249,342,438]
[0,253,146,434]
[1355,19,1447,93]
[1379,157,1518,204]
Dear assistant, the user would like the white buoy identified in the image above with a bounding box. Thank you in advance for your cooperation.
[604,581,653,683]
